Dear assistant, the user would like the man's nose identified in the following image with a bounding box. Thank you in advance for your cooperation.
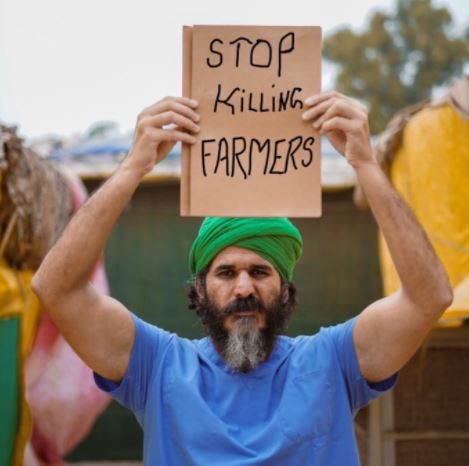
[234,271,255,298]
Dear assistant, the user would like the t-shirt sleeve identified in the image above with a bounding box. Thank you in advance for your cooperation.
[93,313,173,413]
[324,316,398,413]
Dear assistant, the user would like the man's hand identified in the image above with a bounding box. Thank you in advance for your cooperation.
[302,91,374,168]
[123,96,200,177]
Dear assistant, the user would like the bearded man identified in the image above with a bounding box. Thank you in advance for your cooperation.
[32,92,452,465]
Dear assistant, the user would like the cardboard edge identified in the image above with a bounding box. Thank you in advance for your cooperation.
[180,26,193,216]
[183,25,323,218]
[318,27,323,218]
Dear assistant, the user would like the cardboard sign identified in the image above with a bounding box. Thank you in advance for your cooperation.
[181,25,322,217]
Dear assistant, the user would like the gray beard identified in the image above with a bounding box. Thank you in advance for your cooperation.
[223,316,269,372]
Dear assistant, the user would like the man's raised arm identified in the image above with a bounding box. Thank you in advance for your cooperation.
[32,97,200,382]
[302,91,453,383]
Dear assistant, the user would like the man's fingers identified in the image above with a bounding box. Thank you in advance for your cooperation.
[350,98,368,116]
[142,112,200,133]
[303,98,362,127]
[302,98,334,122]
[316,100,363,128]
[304,90,343,107]
[320,116,356,134]
[139,99,200,123]
[144,96,198,111]
[140,126,197,145]
[157,128,197,144]
[304,92,368,120]
[169,96,198,108]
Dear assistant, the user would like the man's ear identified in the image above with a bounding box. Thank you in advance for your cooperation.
[195,275,205,300]
[281,283,290,304]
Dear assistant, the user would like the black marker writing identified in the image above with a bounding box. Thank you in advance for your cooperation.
[201,138,216,176]
[277,32,295,77]
[205,32,296,76]
[250,39,273,69]
[229,37,253,67]
[213,84,303,115]
[207,38,223,67]
[301,137,315,168]
[200,135,315,178]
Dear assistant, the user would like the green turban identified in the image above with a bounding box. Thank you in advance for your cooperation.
[189,217,303,282]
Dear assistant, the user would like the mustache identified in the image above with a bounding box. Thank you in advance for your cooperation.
[220,295,266,317]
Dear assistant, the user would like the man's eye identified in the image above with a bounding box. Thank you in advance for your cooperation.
[251,269,267,277]
[218,270,234,277]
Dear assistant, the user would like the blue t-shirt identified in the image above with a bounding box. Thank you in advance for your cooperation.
[95,314,397,465]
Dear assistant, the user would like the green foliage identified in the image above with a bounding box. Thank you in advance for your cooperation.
[86,120,118,139]
[324,0,469,133]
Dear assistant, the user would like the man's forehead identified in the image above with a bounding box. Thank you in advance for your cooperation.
[209,246,273,269]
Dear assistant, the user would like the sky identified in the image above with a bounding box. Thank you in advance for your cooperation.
[0,0,468,139]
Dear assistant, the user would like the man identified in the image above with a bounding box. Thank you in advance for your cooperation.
[32,92,453,465]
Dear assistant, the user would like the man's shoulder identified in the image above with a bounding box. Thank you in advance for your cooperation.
[281,319,357,362]
[131,313,200,357]
[291,318,357,344]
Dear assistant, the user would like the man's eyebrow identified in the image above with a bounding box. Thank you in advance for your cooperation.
[250,264,273,272]
[213,264,272,272]
[213,264,235,272]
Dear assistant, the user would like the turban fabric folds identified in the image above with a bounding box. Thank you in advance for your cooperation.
[189,217,303,283]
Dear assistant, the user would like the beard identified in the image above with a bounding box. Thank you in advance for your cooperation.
[197,291,294,373]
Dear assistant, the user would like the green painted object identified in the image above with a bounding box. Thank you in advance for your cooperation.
[0,316,20,466]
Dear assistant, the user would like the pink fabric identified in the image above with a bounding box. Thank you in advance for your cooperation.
[24,172,111,465]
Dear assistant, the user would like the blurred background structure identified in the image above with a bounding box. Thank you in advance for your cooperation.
[353,74,469,466]
[0,0,468,465]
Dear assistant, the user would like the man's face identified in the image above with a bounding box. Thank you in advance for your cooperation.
[197,246,292,373]
[205,246,283,331]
